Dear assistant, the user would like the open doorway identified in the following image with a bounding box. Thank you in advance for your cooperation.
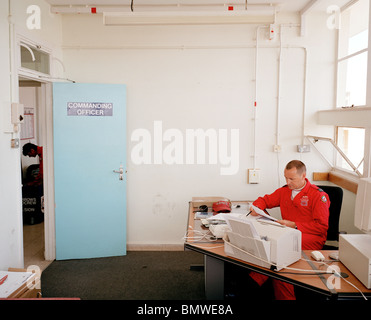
[19,78,53,271]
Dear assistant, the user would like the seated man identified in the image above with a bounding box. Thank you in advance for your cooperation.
[22,143,43,186]
[249,160,330,300]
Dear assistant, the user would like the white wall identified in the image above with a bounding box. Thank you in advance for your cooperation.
[60,11,336,247]
[1,1,357,270]
[0,0,63,269]
[0,0,24,270]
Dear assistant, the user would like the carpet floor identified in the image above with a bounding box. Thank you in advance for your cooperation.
[40,251,205,300]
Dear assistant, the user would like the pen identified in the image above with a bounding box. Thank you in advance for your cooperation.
[246,210,252,217]
[0,275,8,285]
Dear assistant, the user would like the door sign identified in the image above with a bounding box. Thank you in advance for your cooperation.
[67,102,113,116]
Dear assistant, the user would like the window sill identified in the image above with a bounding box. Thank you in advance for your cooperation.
[313,170,358,194]
[317,107,371,127]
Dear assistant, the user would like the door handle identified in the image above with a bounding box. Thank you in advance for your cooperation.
[113,164,125,180]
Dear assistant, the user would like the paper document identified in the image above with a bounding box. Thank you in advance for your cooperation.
[0,271,35,298]
[251,205,277,221]
[224,215,260,239]
[207,213,246,224]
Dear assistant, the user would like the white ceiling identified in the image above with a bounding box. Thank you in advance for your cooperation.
[44,0,353,13]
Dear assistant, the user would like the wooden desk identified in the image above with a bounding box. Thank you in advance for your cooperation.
[0,268,41,299]
[184,200,371,300]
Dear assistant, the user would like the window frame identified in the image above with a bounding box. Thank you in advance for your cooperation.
[332,0,371,179]
[334,125,365,176]
[336,0,369,108]
[17,34,53,82]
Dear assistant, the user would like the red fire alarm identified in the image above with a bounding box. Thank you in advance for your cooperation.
[91,7,97,14]
[228,6,234,11]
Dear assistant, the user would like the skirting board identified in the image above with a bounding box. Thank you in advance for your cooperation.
[127,244,184,251]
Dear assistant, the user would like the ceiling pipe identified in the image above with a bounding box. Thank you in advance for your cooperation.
[102,11,275,26]
[50,3,279,14]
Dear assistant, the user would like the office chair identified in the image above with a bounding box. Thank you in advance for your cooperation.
[316,185,344,250]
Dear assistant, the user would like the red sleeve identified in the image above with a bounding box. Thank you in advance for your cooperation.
[31,147,43,185]
[252,188,283,210]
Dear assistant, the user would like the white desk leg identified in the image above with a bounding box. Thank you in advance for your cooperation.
[204,255,224,300]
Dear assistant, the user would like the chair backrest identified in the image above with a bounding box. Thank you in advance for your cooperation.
[316,185,343,241]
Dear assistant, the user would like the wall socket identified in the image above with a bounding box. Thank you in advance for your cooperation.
[297,144,310,153]
[248,169,260,184]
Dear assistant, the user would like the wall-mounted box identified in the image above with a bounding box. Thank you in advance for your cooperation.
[11,103,24,124]
[248,169,260,184]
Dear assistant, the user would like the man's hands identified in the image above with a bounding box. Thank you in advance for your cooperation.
[250,207,297,229]
[276,219,296,229]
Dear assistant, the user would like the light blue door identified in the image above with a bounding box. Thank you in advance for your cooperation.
[53,83,126,260]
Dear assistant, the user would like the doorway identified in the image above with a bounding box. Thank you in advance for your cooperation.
[19,78,54,271]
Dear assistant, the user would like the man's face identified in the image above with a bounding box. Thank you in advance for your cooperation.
[284,167,306,190]
[27,149,37,157]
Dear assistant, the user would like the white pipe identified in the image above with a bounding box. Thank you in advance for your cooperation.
[7,17,13,135]
[275,24,307,148]
[62,43,299,50]
[275,23,302,147]
[103,11,275,26]
[301,47,308,146]
[7,0,16,136]
[276,25,283,147]
[50,3,278,14]
[8,0,15,101]
[253,25,268,169]
[7,0,24,267]
[8,0,12,101]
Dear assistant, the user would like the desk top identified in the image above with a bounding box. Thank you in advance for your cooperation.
[185,200,371,299]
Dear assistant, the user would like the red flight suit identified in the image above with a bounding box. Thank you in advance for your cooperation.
[250,179,330,299]
[35,146,43,184]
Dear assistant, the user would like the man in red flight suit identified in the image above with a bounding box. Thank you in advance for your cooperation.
[249,160,330,300]
[23,143,43,186]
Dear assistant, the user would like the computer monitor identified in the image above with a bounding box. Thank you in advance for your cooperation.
[354,177,371,233]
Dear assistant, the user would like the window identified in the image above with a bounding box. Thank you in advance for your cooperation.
[20,43,50,75]
[337,0,369,107]
[332,0,370,178]
[336,127,365,175]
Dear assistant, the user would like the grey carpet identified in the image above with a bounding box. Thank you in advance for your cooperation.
[41,251,205,300]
